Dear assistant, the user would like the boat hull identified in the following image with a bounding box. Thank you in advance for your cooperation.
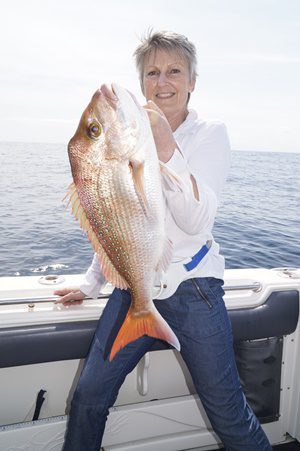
[0,268,299,450]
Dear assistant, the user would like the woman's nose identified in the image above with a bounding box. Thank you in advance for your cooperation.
[157,72,168,86]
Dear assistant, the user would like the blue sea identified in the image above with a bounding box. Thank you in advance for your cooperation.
[0,141,299,277]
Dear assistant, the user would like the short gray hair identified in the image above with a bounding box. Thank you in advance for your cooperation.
[133,30,198,84]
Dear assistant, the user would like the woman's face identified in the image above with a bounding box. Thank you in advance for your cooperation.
[141,48,195,120]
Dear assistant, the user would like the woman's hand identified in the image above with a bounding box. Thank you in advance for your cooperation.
[144,101,177,163]
[54,287,86,306]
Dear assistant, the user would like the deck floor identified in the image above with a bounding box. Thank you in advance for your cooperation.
[212,442,300,451]
[273,444,300,450]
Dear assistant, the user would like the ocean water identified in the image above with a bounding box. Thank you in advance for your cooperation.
[0,141,299,277]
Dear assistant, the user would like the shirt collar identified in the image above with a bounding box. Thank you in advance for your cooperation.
[173,109,198,138]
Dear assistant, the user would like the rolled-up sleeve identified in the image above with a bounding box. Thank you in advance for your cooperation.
[80,253,107,298]
[163,122,231,235]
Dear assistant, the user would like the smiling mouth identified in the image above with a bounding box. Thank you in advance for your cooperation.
[156,92,175,99]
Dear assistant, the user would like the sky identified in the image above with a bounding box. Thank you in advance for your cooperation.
[0,0,299,152]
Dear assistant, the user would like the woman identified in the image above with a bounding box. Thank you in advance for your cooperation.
[55,31,272,451]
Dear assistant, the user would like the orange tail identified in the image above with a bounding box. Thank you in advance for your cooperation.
[109,307,180,361]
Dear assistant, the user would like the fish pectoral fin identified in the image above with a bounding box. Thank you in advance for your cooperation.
[109,306,180,361]
[64,182,129,290]
[156,238,173,275]
[159,162,184,192]
[64,183,91,231]
[129,159,149,213]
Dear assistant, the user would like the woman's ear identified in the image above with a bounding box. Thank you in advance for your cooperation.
[189,77,196,93]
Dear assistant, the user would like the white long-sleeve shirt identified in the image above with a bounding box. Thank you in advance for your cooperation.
[80,109,231,299]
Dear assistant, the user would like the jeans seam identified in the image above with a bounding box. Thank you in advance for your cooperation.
[225,363,271,451]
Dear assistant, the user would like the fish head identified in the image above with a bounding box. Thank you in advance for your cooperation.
[68,84,151,180]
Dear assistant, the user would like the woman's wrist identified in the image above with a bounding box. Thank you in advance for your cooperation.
[157,140,177,163]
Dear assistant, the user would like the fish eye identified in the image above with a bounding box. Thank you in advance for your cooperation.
[87,121,102,139]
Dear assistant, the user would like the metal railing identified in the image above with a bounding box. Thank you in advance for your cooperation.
[0,282,262,307]
[223,281,262,292]
[0,293,109,307]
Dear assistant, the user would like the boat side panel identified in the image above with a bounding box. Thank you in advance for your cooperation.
[0,290,298,368]
[0,321,98,368]
[234,336,283,423]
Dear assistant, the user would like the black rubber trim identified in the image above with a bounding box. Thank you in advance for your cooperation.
[229,290,299,341]
[0,290,298,368]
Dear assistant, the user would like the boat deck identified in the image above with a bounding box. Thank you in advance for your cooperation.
[274,443,300,450]
[1,269,300,451]
[212,442,300,451]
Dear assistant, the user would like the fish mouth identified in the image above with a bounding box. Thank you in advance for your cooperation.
[113,83,146,116]
[99,83,141,113]
[99,84,119,109]
[100,83,118,101]
[94,84,143,116]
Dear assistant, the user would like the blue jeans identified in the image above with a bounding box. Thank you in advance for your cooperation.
[62,277,272,451]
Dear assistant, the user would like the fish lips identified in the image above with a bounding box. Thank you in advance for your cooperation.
[89,84,118,111]
[92,83,147,123]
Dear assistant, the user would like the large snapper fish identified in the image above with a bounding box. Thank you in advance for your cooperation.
[66,83,180,361]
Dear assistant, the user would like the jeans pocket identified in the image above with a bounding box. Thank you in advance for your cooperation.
[192,277,225,309]
[191,278,213,309]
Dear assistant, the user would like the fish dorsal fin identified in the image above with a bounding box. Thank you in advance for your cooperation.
[64,182,129,290]
[155,238,173,276]
[129,159,149,212]
[159,162,184,192]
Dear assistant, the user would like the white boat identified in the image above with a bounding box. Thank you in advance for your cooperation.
[0,267,299,450]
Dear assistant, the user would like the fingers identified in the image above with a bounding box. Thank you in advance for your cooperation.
[144,101,169,129]
[54,288,86,306]
[53,287,76,296]
[144,100,164,115]
[145,109,159,126]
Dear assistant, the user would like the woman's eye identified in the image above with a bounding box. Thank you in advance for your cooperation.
[87,121,102,139]
[147,70,158,77]
[170,68,180,74]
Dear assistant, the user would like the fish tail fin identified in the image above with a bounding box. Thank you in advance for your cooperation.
[109,307,180,362]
